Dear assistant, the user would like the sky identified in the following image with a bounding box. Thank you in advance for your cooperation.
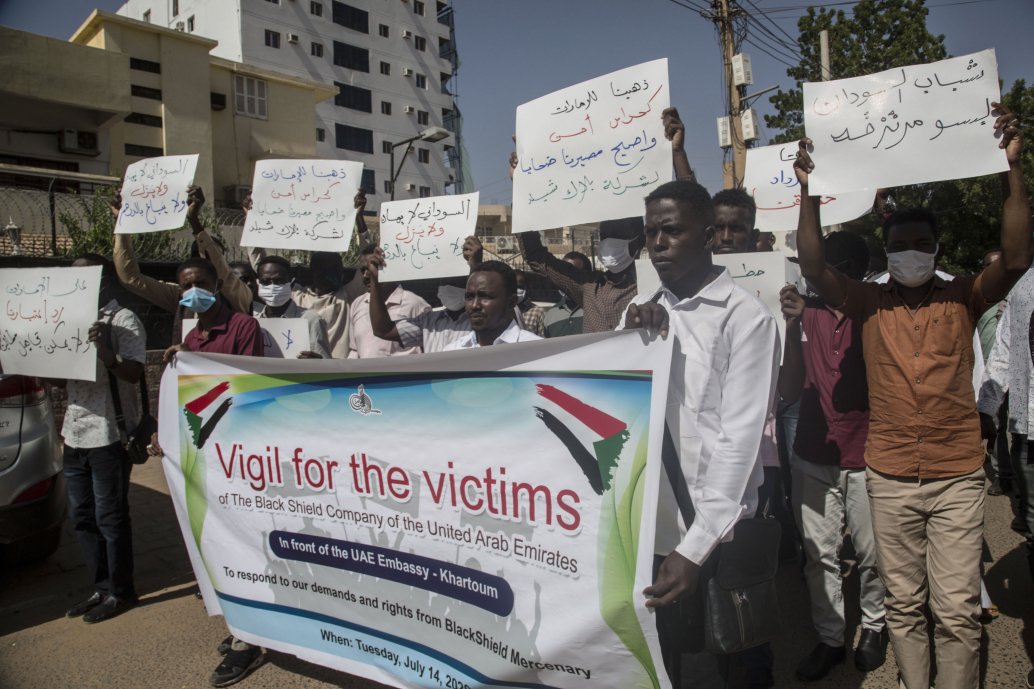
[2,0,1032,203]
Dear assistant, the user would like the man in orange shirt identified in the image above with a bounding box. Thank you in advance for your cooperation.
[793,105,1030,689]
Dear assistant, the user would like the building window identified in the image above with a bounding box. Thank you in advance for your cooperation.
[419,186,431,198]
[378,24,389,38]
[131,84,162,100]
[124,112,163,128]
[311,42,324,57]
[125,143,164,157]
[172,0,179,16]
[129,57,161,74]
[379,61,391,75]
[316,127,326,142]
[187,15,195,31]
[335,124,373,153]
[142,9,151,22]
[383,180,392,194]
[234,75,268,119]
[264,30,280,48]
[414,1,425,16]
[414,35,426,52]
[415,74,427,89]
[417,110,429,126]
[382,141,393,154]
[264,0,280,4]
[310,1,323,16]
[334,83,372,112]
[381,101,392,115]
[417,148,429,164]
[332,1,369,33]
[361,169,375,195]
[333,41,369,72]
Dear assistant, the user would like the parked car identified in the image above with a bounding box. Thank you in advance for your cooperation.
[0,375,65,563]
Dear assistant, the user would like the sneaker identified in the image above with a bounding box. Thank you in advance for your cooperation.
[210,644,264,687]
[217,635,234,655]
[66,592,104,618]
[795,643,845,682]
[82,594,137,624]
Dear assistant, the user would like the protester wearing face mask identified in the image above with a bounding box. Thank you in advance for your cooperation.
[792,101,1031,689]
[347,245,430,358]
[252,256,329,359]
[365,237,483,353]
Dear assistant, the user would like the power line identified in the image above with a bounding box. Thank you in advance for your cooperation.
[751,0,1001,13]
[742,12,804,58]
[736,0,802,50]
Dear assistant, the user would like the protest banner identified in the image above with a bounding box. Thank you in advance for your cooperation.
[241,160,364,252]
[744,144,874,232]
[636,253,800,348]
[512,59,672,233]
[115,154,199,234]
[0,266,102,381]
[804,49,1008,195]
[158,332,673,689]
[183,318,311,358]
[379,193,479,282]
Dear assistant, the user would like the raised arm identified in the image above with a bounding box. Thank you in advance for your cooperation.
[187,186,252,313]
[794,139,849,308]
[662,107,696,183]
[364,248,403,344]
[777,285,806,403]
[111,191,181,314]
[978,104,1032,302]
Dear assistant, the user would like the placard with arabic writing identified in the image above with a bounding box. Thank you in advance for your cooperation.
[378,193,479,282]
[512,59,672,233]
[0,266,102,381]
[804,49,1008,195]
[745,144,874,232]
[115,155,199,234]
[241,159,363,252]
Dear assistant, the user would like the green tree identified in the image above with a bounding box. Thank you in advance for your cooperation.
[765,0,1033,274]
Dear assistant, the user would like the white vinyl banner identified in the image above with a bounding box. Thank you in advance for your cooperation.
[512,59,672,233]
[379,193,479,281]
[804,49,1008,195]
[158,332,674,688]
[241,160,364,252]
[0,265,102,381]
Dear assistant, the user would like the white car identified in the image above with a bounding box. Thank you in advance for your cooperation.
[0,375,65,563]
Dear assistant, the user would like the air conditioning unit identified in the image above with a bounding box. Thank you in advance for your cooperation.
[59,129,99,156]
[223,185,252,206]
[401,29,413,39]
[716,116,732,149]
[402,67,414,77]
[286,33,299,44]
[175,21,185,31]
[404,183,415,191]
[495,236,516,253]
[404,105,415,114]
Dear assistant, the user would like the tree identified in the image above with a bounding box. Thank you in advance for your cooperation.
[765,0,1033,275]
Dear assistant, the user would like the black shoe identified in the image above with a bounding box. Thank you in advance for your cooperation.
[210,644,264,687]
[217,635,235,655]
[82,594,137,624]
[854,628,887,671]
[999,476,1014,496]
[988,480,1004,496]
[795,643,845,682]
[1026,667,1033,688]
[66,592,104,618]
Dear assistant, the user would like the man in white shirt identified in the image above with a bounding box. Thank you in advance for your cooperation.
[621,180,779,686]
[445,260,542,350]
[348,245,430,358]
[252,255,330,359]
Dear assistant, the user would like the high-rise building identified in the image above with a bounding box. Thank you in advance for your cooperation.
[116,0,468,209]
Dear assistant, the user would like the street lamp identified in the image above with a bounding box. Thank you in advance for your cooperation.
[389,126,451,200]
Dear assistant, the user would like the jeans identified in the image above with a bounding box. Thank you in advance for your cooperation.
[64,442,135,599]
[1010,434,1034,552]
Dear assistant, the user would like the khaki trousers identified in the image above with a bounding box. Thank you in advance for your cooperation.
[865,467,984,689]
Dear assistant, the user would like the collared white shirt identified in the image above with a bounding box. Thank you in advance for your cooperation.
[979,267,1034,435]
[396,309,472,353]
[62,300,147,449]
[443,319,542,350]
[253,300,331,359]
[620,268,779,565]
[348,285,430,359]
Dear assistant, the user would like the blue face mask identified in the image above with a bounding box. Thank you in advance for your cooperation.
[179,287,218,313]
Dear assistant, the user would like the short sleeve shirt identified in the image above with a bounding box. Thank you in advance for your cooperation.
[184,307,264,356]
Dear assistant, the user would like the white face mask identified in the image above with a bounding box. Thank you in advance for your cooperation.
[258,281,293,307]
[516,288,527,303]
[437,285,466,312]
[598,237,634,273]
[887,248,937,288]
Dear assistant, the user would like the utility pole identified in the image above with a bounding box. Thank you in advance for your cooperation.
[820,29,831,81]
[717,0,745,189]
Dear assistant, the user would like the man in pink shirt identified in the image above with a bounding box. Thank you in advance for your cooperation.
[347,245,431,358]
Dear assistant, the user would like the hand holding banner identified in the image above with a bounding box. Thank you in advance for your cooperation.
[0,266,102,381]
[241,159,363,252]
[512,59,672,233]
[804,49,1008,195]
[378,193,479,281]
[115,155,199,234]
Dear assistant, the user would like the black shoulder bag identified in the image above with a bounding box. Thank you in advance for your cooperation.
[661,424,781,655]
[106,311,158,465]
